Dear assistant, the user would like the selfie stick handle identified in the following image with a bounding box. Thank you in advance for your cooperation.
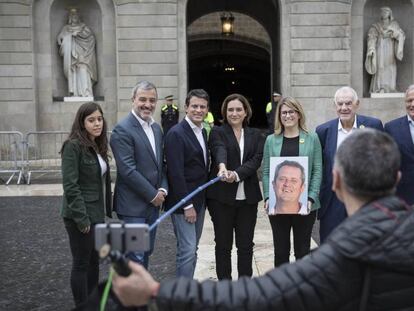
[149,176,222,232]
[109,250,131,277]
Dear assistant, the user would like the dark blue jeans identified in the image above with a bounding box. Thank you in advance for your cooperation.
[64,218,99,307]
[171,206,206,278]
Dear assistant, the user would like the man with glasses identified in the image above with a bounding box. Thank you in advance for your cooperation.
[316,86,383,242]
[110,81,168,268]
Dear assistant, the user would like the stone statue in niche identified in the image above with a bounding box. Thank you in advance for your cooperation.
[57,8,97,97]
[365,7,405,93]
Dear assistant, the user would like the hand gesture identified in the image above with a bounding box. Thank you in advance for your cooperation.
[184,207,197,224]
[152,190,166,207]
[218,163,228,180]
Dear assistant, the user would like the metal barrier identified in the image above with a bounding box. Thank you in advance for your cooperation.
[0,131,25,184]
[24,131,116,184]
[25,131,69,184]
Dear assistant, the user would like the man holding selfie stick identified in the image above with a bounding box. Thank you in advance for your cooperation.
[112,129,414,310]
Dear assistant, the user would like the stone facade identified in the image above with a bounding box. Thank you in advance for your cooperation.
[0,0,410,133]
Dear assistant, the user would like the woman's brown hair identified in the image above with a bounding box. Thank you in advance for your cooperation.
[61,102,108,160]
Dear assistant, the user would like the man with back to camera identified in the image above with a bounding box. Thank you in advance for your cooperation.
[109,81,168,268]
[111,128,414,310]
[163,89,210,278]
[316,86,383,242]
[270,160,307,215]
[384,84,414,205]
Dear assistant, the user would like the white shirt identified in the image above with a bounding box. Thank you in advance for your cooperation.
[235,129,246,200]
[185,116,207,165]
[97,154,107,176]
[268,202,308,215]
[182,116,207,210]
[408,115,414,145]
[337,116,358,149]
[131,110,156,157]
[131,110,167,201]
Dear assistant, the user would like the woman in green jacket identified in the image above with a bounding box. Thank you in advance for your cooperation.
[60,102,112,307]
[262,97,322,267]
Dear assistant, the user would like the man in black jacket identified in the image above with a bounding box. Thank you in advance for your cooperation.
[112,129,414,310]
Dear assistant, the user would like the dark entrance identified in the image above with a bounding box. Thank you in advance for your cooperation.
[188,39,270,128]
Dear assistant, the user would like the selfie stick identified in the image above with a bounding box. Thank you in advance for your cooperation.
[149,175,222,232]
[100,176,223,310]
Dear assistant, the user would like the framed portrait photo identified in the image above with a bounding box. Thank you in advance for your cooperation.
[268,156,309,215]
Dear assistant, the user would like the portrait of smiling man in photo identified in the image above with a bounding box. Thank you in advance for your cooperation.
[269,159,308,215]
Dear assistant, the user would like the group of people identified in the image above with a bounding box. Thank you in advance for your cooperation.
[59,81,414,309]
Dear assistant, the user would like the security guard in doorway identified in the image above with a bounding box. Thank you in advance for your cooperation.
[161,95,179,134]
[266,91,282,134]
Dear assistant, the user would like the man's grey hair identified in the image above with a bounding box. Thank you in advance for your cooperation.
[131,81,157,99]
[334,129,400,199]
[405,84,414,97]
[273,160,305,185]
[334,86,358,104]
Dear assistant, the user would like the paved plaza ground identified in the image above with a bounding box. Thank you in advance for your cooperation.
[0,196,176,311]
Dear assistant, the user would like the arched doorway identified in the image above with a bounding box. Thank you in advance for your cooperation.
[186,1,280,129]
[189,39,270,127]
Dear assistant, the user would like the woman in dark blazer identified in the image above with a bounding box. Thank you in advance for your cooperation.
[262,97,322,267]
[60,102,112,307]
[207,94,264,280]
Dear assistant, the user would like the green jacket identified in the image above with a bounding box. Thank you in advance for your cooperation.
[262,130,322,211]
[61,139,112,230]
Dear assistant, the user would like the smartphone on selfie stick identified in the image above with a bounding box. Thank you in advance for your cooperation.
[95,175,222,276]
[95,223,150,276]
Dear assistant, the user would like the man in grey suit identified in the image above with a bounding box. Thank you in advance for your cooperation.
[110,81,168,268]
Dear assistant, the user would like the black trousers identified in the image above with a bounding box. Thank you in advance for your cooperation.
[208,199,258,280]
[269,211,316,267]
[64,218,99,307]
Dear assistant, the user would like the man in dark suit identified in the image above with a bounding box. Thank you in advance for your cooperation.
[385,84,414,205]
[164,89,210,278]
[316,86,383,242]
[110,81,168,268]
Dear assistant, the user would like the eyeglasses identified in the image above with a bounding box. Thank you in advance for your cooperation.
[281,110,296,117]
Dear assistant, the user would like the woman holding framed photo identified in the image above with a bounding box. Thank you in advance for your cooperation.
[262,97,322,267]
